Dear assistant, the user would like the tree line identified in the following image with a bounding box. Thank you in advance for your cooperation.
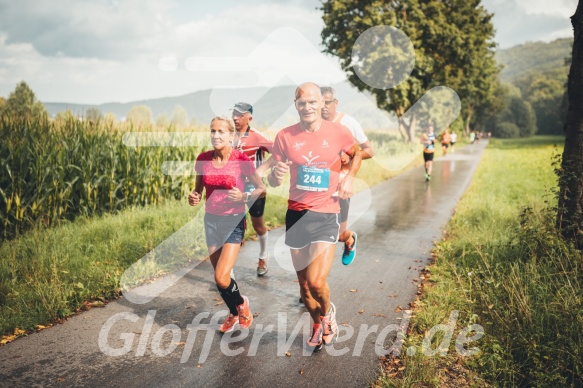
[0,81,193,130]
[320,0,568,139]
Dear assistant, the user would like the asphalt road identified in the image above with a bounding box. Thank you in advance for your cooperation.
[0,141,487,388]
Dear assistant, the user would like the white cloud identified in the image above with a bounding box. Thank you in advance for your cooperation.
[0,1,329,103]
[0,0,575,103]
[515,0,577,18]
[165,3,324,57]
[0,0,174,60]
[482,0,574,48]
[547,27,574,41]
[190,27,346,114]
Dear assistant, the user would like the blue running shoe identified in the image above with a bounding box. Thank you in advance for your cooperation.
[341,232,357,265]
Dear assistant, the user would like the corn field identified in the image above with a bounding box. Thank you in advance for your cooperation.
[0,114,207,240]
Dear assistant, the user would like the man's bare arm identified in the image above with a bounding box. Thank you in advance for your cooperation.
[255,156,277,177]
[359,140,375,159]
[338,144,362,199]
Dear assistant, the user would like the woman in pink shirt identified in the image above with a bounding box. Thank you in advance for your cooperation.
[188,115,265,334]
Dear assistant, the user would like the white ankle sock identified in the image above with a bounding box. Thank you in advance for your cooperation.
[258,231,268,260]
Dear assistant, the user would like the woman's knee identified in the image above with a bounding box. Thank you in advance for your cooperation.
[215,272,231,289]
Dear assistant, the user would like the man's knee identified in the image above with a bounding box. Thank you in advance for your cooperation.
[298,280,310,294]
[307,277,327,294]
[251,216,267,232]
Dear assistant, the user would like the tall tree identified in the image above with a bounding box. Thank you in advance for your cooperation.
[171,104,188,128]
[322,0,430,142]
[479,83,537,138]
[86,107,102,124]
[321,0,498,142]
[505,96,537,137]
[156,112,170,128]
[513,71,567,135]
[557,0,583,247]
[127,105,153,127]
[3,81,47,120]
[524,74,565,134]
[474,80,512,134]
[435,0,499,136]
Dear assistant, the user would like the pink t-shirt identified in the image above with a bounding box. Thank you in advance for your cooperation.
[272,120,355,213]
[194,149,255,215]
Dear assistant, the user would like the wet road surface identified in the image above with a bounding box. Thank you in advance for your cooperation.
[0,141,487,387]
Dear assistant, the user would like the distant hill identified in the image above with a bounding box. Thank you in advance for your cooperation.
[43,82,398,131]
[496,38,572,82]
[43,38,573,130]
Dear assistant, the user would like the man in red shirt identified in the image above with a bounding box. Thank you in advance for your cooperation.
[267,82,362,351]
[232,102,274,276]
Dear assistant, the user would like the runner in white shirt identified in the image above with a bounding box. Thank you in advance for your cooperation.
[320,86,375,266]
[450,131,458,153]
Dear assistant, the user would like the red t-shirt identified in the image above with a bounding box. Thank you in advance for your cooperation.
[194,149,255,215]
[272,120,355,213]
[235,127,273,168]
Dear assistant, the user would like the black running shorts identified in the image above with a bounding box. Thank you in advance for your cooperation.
[285,209,339,249]
[244,182,266,217]
[247,196,266,218]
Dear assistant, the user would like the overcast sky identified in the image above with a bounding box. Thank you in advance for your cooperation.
[0,0,577,105]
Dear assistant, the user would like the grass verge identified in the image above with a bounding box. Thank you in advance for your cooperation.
[375,136,582,387]
[0,202,205,338]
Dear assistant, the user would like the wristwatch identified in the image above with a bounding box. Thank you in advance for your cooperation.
[243,192,251,203]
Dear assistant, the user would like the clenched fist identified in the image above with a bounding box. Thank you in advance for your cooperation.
[188,191,201,206]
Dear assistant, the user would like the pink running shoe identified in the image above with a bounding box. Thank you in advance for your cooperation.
[237,296,253,329]
[321,302,338,345]
[219,313,239,333]
[307,323,324,351]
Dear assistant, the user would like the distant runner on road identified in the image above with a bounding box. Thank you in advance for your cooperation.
[441,129,451,157]
[189,115,266,334]
[320,86,375,266]
[450,130,457,153]
[267,82,362,351]
[232,102,273,276]
[422,125,436,181]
